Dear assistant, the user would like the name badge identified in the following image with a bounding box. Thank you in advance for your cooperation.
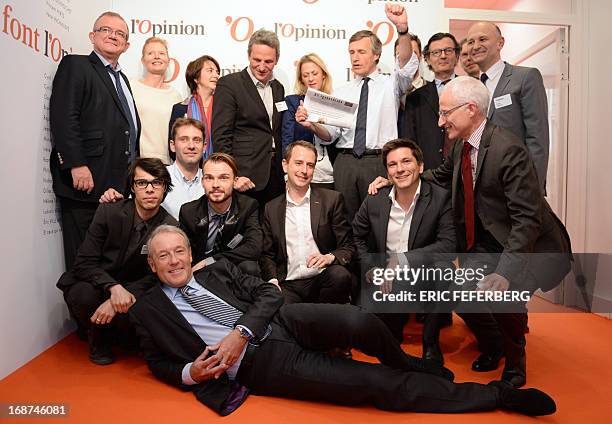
[140,245,149,255]
[227,234,244,249]
[494,93,512,109]
[275,101,288,112]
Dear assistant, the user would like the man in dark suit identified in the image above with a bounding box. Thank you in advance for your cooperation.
[261,141,354,304]
[129,224,557,417]
[212,29,285,208]
[404,33,460,170]
[466,22,549,191]
[179,153,262,277]
[57,158,176,365]
[427,76,571,387]
[353,139,456,363]
[50,11,141,268]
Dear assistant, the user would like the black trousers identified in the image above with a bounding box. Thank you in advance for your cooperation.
[377,312,445,346]
[58,196,99,269]
[281,265,352,304]
[333,152,386,222]
[238,304,500,413]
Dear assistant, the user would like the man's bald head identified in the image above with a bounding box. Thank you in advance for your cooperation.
[466,21,505,72]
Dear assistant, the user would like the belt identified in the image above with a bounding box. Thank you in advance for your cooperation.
[337,148,382,157]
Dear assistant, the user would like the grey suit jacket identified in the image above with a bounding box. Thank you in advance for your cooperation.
[486,62,549,191]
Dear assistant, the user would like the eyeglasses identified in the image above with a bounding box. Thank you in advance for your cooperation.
[429,47,458,58]
[133,179,165,190]
[94,26,128,41]
[438,103,469,119]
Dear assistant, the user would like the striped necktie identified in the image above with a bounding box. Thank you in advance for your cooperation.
[180,285,242,328]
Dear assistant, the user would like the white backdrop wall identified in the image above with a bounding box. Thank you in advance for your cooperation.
[112,0,446,97]
[0,0,109,379]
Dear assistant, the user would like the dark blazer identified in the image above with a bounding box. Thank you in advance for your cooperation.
[50,52,141,202]
[179,192,262,265]
[56,199,177,290]
[212,69,285,189]
[424,121,570,290]
[404,82,454,170]
[352,181,456,259]
[129,260,283,415]
[486,62,549,190]
[260,188,354,282]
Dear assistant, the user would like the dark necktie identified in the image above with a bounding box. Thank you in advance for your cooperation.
[107,65,137,162]
[180,285,242,328]
[480,73,489,84]
[441,79,451,86]
[353,76,370,158]
[206,213,227,255]
[461,142,475,250]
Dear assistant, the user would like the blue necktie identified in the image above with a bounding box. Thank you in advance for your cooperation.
[353,76,370,157]
[107,65,137,162]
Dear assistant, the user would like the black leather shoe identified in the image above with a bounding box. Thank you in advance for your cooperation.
[490,381,556,416]
[88,330,115,365]
[423,343,444,365]
[501,366,527,388]
[472,352,503,372]
[328,348,352,360]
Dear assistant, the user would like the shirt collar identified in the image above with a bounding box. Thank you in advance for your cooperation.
[94,50,122,72]
[465,119,487,150]
[482,59,504,81]
[389,179,421,209]
[286,186,311,206]
[169,162,201,184]
[162,275,198,300]
[207,200,232,219]
[246,66,275,88]
[435,74,455,87]
[358,69,380,83]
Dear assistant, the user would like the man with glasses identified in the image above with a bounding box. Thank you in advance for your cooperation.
[404,32,461,170]
[57,158,176,365]
[427,76,570,387]
[50,11,141,269]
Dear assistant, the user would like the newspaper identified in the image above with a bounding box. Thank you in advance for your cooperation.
[304,88,357,129]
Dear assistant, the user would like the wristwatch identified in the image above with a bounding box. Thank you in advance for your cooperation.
[235,325,253,341]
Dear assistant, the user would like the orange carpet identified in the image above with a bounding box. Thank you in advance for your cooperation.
[2,299,611,423]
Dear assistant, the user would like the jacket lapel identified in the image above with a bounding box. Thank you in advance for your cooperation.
[240,68,271,130]
[309,189,322,247]
[277,195,288,261]
[488,62,512,119]
[408,181,430,250]
[474,122,494,188]
[89,52,130,123]
[117,201,136,264]
[219,193,240,247]
[378,191,392,252]
[148,284,202,339]
[423,82,440,116]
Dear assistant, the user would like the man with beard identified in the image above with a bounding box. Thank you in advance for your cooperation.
[179,153,262,277]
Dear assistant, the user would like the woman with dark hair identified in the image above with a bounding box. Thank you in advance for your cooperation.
[282,53,335,189]
[168,55,220,160]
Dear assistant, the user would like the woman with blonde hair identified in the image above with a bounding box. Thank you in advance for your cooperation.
[131,36,182,164]
[281,53,335,189]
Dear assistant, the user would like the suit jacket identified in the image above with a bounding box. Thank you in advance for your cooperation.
[352,181,456,260]
[129,260,284,415]
[212,69,285,189]
[179,192,262,265]
[50,52,141,202]
[486,62,549,190]
[404,82,453,170]
[56,199,177,290]
[424,121,570,290]
[260,188,354,282]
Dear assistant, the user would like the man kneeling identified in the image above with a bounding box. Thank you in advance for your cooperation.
[129,225,556,417]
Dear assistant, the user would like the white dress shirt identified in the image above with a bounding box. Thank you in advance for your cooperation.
[480,59,505,98]
[386,181,421,253]
[162,162,204,220]
[324,52,419,149]
[284,188,322,281]
[246,66,275,147]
